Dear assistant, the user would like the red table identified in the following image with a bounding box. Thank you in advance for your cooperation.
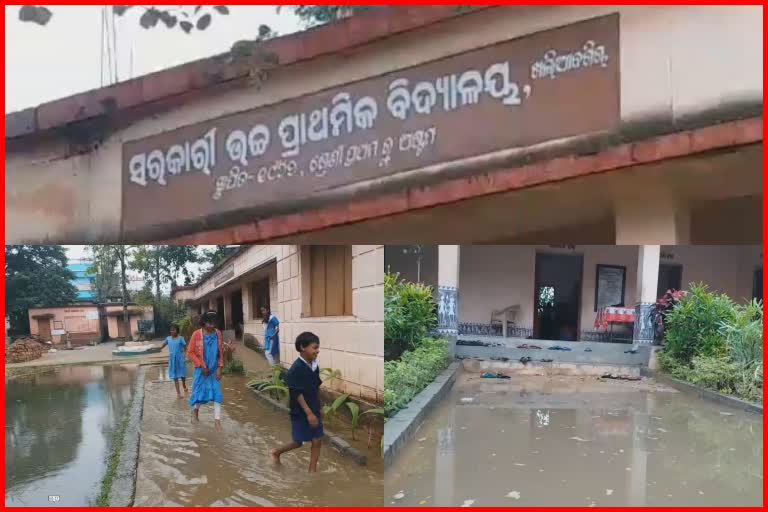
[595,307,635,342]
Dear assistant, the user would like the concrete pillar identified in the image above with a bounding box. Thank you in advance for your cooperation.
[615,196,691,245]
[633,245,660,346]
[437,245,460,358]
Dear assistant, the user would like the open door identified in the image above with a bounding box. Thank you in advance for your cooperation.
[533,252,584,341]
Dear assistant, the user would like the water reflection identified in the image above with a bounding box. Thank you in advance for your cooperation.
[385,375,763,507]
[5,365,138,507]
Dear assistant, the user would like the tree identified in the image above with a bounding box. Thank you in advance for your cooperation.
[114,245,132,342]
[86,246,121,303]
[131,245,198,298]
[18,5,233,34]
[17,5,437,33]
[278,5,380,26]
[5,245,77,334]
[200,245,238,273]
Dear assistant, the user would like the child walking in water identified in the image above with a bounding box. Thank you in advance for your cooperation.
[261,306,279,367]
[272,332,323,472]
[161,324,187,399]
[187,311,224,430]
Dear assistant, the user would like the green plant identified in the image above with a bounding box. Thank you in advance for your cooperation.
[663,283,735,365]
[385,272,437,360]
[362,408,384,448]
[320,367,342,385]
[248,366,288,398]
[223,357,245,375]
[384,338,449,417]
[721,300,763,368]
[322,393,350,423]
[346,402,361,439]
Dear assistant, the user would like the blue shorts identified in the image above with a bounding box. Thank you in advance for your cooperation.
[291,415,324,444]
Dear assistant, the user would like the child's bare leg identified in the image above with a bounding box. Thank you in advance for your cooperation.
[308,438,321,473]
[272,441,301,463]
[191,404,200,423]
[181,377,188,393]
[174,379,182,398]
[214,402,222,430]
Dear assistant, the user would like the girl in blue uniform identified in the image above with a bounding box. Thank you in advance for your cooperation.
[188,311,224,430]
[161,324,187,399]
[261,306,280,367]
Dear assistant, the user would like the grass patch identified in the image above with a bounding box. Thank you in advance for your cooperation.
[94,397,134,507]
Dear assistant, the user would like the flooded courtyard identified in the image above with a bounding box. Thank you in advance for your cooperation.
[135,366,383,507]
[385,372,763,507]
[5,364,139,506]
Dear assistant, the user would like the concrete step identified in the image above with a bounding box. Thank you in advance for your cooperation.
[456,336,651,366]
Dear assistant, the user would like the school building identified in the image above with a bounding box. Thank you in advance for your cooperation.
[171,245,384,403]
[27,303,154,345]
[5,5,761,246]
[386,245,762,361]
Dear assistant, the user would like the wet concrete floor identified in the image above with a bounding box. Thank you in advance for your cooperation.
[135,365,383,506]
[385,373,763,507]
[5,364,139,506]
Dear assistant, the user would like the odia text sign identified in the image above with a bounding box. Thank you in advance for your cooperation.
[122,14,619,233]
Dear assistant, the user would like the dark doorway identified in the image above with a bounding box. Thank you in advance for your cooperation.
[216,297,225,329]
[533,253,583,341]
[753,268,763,302]
[657,264,683,299]
[230,289,244,340]
[37,318,52,342]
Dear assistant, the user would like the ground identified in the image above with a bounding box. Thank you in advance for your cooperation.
[385,372,763,507]
[134,365,383,506]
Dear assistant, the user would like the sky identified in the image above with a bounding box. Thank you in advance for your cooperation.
[5,5,303,112]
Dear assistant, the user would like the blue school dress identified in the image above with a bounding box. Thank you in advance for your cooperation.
[189,331,223,406]
[263,314,280,357]
[285,357,323,444]
[166,335,187,379]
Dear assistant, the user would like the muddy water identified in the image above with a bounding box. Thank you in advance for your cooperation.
[135,366,383,506]
[386,374,763,507]
[5,365,139,506]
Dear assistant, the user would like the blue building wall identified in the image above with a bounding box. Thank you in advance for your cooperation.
[68,261,95,301]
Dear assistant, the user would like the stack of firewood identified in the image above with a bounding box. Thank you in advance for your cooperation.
[9,338,45,363]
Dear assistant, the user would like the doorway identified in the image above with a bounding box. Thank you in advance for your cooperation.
[753,267,763,302]
[37,318,52,342]
[230,289,244,340]
[533,253,583,341]
[116,315,128,338]
[657,263,683,299]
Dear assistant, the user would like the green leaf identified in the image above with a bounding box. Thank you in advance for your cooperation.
[113,6,134,16]
[160,11,178,29]
[179,21,194,34]
[362,408,385,416]
[330,393,349,412]
[18,5,52,26]
[213,6,230,15]
[139,8,161,29]
[196,13,212,31]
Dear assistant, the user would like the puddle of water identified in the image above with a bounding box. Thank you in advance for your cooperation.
[385,374,763,507]
[135,366,383,506]
[5,364,139,506]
